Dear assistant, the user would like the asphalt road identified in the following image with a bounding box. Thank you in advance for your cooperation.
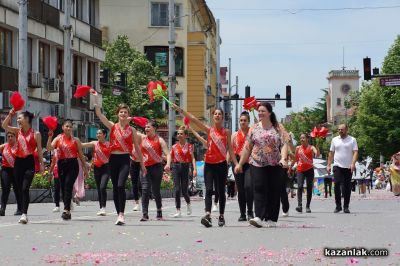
[0,190,399,265]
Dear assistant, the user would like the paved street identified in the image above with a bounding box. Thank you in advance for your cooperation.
[0,191,399,265]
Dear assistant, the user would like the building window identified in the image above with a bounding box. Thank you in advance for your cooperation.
[337,97,341,106]
[59,0,64,11]
[27,38,32,72]
[87,61,96,88]
[39,42,50,78]
[144,46,184,76]
[151,3,181,27]
[56,49,64,80]
[73,54,82,85]
[89,0,97,26]
[0,27,13,67]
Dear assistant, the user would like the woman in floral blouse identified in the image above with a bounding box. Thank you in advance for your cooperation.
[235,102,289,228]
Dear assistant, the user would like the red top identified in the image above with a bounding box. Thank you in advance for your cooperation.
[16,128,36,158]
[296,145,314,172]
[34,151,40,172]
[110,123,133,153]
[171,142,193,163]
[56,134,78,160]
[232,129,248,156]
[93,141,111,167]
[2,143,17,168]
[205,127,227,164]
[141,135,163,167]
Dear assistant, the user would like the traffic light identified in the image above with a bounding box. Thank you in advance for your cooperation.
[116,72,127,87]
[231,93,239,99]
[363,57,371,80]
[286,85,292,108]
[100,68,109,84]
[245,85,250,98]
[373,67,379,75]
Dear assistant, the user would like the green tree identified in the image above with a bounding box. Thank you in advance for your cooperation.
[101,35,166,121]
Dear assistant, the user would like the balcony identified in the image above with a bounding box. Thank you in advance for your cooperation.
[28,0,60,29]
[0,65,18,92]
[90,26,102,47]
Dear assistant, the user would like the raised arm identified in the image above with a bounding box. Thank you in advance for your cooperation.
[173,104,209,133]
[1,109,19,134]
[93,94,114,130]
[47,134,60,152]
[35,132,45,173]
[0,144,5,153]
[188,126,207,147]
[312,145,320,158]
[160,137,171,172]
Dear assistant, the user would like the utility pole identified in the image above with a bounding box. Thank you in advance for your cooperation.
[168,0,176,148]
[228,58,232,131]
[216,19,221,109]
[235,75,238,131]
[63,0,72,119]
[18,0,28,105]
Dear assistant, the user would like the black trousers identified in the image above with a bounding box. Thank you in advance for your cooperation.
[324,178,332,196]
[109,154,130,214]
[172,163,191,209]
[204,161,228,214]
[1,167,21,211]
[227,181,235,198]
[333,166,352,208]
[53,177,60,207]
[130,160,141,201]
[251,165,283,222]
[94,164,110,208]
[58,158,79,211]
[233,158,254,216]
[141,163,163,215]
[297,168,315,208]
[281,170,289,213]
[14,155,35,214]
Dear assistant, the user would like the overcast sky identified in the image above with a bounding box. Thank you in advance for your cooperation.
[206,0,400,121]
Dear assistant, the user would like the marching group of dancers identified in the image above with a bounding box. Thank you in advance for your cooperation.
[0,93,358,228]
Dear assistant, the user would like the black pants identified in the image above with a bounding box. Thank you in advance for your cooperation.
[14,155,35,214]
[233,162,253,216]
[251,165,283,222]
[1,167,21,211]
[333,166,352,209]
[281,170,289,213]
[324,178,332,196]
[141,163,163,215]
[172,163,191,209]
[109,154,130,214]
[297,168,314,208]
[227,181,235,198]
[204,162,228,214]
[53,178,60,207]
[94,164,110,208]
[130,160,141,201]
[58,158,79,211]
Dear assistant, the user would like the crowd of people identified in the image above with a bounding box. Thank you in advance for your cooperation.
[0,94,398,228]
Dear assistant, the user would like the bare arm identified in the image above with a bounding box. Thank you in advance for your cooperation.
[1,109,19,134]
[35,132,44,173]
[0,144,5,153]
[160,137,171,171]
[94,95,113,129]
[132,128,146,174]
[237,141,252,170]
[188,127,207,147]
[351,150,359,172]
[327,151,334,173]
[226,130,238,166]
[173,104,209,133]
[81,141,95,149]
[47,135,60,151]
[311,145,320,158]
[75,138,88,175]
[191,148,197,177]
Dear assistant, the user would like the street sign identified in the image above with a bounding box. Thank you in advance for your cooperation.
[258,100,275,107]
[112,88,122,96]
[379,77,400,87]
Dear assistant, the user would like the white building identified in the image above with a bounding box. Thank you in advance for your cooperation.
[0,0,104,142]
[326,69,360,125]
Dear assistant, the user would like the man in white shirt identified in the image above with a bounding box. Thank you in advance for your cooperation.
[327,124,358,213]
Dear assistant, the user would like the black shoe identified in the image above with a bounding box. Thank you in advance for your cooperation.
[0,208,5,216]
[238,215,247,222]
[218,215,225,227]
[201,215,212,228]
[295,206,302,213]
[14,210,22,216]
[140,214,149,222]
[306,207,311,213]
[156,210,163,220]
[343,208,350,213]
[247,212,254,220]
[61,211,71,220]
[334,207,342,213]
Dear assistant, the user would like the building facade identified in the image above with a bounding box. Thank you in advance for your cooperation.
[326,69,360,125]
[0,0,104,143]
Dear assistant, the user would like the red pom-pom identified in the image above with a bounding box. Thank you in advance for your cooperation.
[73,85,92,98]
[10,92,25,111]
[42,116,58,131]
[183,116,190,127]
[155,80,168,91]
[146,81,157,102]
[310,127,318,138]
[243,96,258,111]
[131,116,148,128]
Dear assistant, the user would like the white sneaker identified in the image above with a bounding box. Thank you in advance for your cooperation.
[187,204,192,215]
[249,217,263,228]
[18,214,28,224]
[212,204,218,212]
[53,207,60,213]
[282,212,289,217]
[173,211,182,218]
[133,203,140,212]
[97,208,106,216]
[265,220,277,228]
[115,214,125,225]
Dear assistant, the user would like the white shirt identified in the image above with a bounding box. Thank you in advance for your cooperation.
[330,135,358,169]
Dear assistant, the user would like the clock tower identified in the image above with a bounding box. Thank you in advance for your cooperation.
[326,70,360,125]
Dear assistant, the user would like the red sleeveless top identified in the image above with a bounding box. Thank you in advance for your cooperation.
[141,135,163,167]
[56,134,78,160]
[93,141,111,167]
[171,142,193,163]
[16,128,36,158]
[2,143,17,168]
[205,127,227,164]
[110,123,133,153]
[233,129,248,156]
[296,145,314,172]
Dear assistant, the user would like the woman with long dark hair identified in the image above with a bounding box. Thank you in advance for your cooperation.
[93,95,146,225]
[2,110,44,224]
[173,105,237,227]
[82,129,111,216]
[235,102,289,228]
[47,120,88,220]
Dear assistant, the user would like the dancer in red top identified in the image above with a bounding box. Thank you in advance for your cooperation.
[47,120,88,220]
[94,95,146,225]
[137,120,170,221]
[0,132,21,216]
[173,105,237,227]
[294,133,319,213]
[2,110,44,224]
[82,129,111,216]
[167,126,197,218]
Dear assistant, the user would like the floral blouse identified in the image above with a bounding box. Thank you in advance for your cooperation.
[247,123,289,167]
